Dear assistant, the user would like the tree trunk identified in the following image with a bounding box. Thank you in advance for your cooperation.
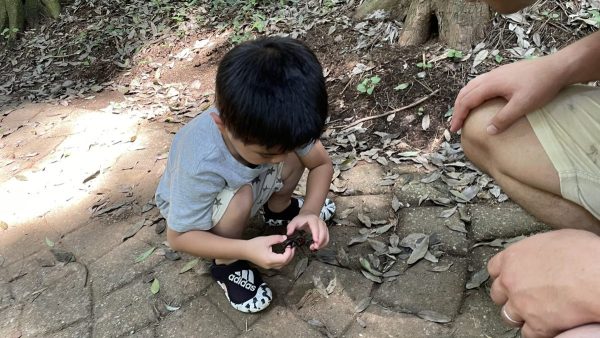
[0,0,61,39]
[356,0,492,50]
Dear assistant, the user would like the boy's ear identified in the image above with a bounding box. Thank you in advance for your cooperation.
[210,112,226,133]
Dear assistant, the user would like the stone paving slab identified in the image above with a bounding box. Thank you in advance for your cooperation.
[332,194,394,225]
[48,320,91,338]
[58,219,125,264]
[124,326,155,338]
[343,304,452,337]
[374,256,467,318]
[470,202,551,241]
[397,207,470,256]
[42,194,99,235]
[0,304,22,338]
[337,162,389,195]
[285,261,373,337]
[327,224,381,271]
[0,282,13,311]
[7,252,84,302]
[454,288,519,338]
[90,238,163,298]
[20,266,90,336]
[93,280,157,338]
[394,178,451,206]
[155,296,239,338]
[151,260,212,308]
[239,305,323,338]
[0,222,53,267]
[454,246,514,337]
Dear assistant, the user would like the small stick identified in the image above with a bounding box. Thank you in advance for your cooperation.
[340,74,355,95]
[338,89,440,131]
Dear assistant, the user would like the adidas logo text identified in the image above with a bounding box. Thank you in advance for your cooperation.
[228,274,256,292]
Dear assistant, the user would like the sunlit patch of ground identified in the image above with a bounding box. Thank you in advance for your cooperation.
[0,100,149,227]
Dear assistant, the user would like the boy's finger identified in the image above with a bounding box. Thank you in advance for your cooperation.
[321,226,330,247]
[308,220,321,245]
[284,247,296,265]
[268,234,288,246]
[286,220,302,236]
[278,247,295,268]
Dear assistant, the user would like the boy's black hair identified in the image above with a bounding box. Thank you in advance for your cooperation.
[215,36,328,152]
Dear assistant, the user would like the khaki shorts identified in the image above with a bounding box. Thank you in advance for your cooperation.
[211,163,284,225]
[527,85,600,219]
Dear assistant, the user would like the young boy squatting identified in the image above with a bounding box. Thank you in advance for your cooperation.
[155,37,336,313]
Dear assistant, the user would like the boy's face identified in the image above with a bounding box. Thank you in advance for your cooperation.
[227,133,289,166]
[211,112,289,166]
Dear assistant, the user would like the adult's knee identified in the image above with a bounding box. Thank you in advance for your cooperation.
[460,99,507,172]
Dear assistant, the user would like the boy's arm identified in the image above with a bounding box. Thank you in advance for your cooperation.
[168,228,294,268]
[167,227,250,260]
[297,140,333,216]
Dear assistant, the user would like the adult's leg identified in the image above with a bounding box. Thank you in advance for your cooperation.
[266,153,305,213]
[461,99,600,234]
[555,324,600,338]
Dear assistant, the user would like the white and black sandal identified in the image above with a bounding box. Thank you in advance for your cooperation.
[264,197,336,227]
[210,260,272,313]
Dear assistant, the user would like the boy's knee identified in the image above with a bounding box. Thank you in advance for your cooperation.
[233,184,254,212]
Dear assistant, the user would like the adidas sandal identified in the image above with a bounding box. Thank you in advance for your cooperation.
[264,197,336,226]
[210,260,272,313]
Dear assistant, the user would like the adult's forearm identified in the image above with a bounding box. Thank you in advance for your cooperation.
[167,228,249,260]
[300,162,333,216]
[553,30,600,86]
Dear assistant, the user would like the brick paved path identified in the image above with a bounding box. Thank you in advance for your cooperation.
[0,97,549,337]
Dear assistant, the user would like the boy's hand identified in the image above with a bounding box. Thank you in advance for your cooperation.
[287,214,329,251]
[246,235,295,269]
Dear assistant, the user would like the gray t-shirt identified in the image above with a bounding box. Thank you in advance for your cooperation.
[155,108,313,232]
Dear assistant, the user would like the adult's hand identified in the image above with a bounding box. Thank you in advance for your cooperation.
[487,229,600,338]
[451,55,566,134]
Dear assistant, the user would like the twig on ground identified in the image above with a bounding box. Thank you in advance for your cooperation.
[415,79,434,93]
[77,262,89,287]
[340,75,355,96]
[335,89,440,131]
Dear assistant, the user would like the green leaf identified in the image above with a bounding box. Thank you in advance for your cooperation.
[495,54,503,63]
[151,278,160,294]
[416,62,425,68]
[370,76,381,84]
[179,258,199,274]
[135,247,156,263]
[357,83,367,93]
[394,83,409,90]
[45,237,55,247]
[366,87,374,95]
